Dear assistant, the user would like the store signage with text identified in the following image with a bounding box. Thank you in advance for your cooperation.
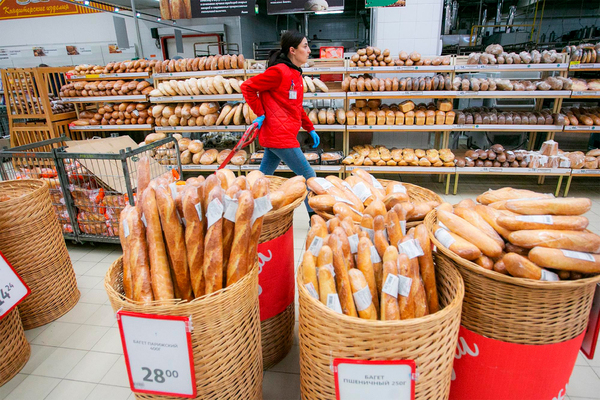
[366,0,406,7]
[0,251,30,321]
[161,0,255,20]
[267,0,344,15]
[0,0,100,20]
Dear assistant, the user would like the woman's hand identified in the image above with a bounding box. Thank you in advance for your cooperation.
[309,130,320,148]
[253,115,265,128]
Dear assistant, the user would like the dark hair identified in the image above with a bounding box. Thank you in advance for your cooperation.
[268,30,306,66]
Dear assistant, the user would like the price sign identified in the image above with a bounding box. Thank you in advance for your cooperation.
[0,252,30,320]
[117,311,196,398]
[334,359,416,400]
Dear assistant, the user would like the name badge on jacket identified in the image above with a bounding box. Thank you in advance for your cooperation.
[289,81,297,99]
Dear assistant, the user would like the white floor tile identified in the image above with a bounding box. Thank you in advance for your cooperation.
[80,289,109,305]
[66,351,120,383]
[73,261,97,276]
[0,374,27,400]
[22,344,57,374]
[83,263,112,278]
[57,302,101,324]
[85,384,132,400]
[84,305,117,327]
[577,351,590,366]
[92,327,123,354]
[100,251,122,264]
[23,325,47,342]
[31,322,79,347]
[63,325,110,351]
[31,347,87,378]
[567,366,600,399]
[83,250,115,263]
[76,276,104,290]
[5,375,60,400]
[45,380,96,400]
[100,356,130,387]
[269,345,300,374]
[262,371,301,400]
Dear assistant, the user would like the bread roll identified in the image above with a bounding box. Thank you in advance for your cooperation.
[503,253,545,280]
[529,247,600,274]
[434,224,481,260]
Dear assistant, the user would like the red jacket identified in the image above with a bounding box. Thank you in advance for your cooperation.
[241,63,315,149]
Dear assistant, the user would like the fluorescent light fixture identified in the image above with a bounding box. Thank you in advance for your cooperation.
[315,10,343,15]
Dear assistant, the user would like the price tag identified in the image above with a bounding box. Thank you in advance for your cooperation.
[398,239,424,259]
[541,269,560,282]
[206,198,223,229]
[309,236,324,257]
[327,293,343,314]
[251,195,273,224]
[435,229,455,248]
[400,220,406,236]
[352,182,372,203]
[397,275,413,298]
[515,215,553,225]
[561,250,596,262]
[392,184,407,194]
[361,227,375,242]
[348,234,359,254]
[321,263,336,278]
[223,195,238,223]
[141,214,147,227]
[333,359,416,400]
[194,203,202,221]
[334,196,354,206]
[382,274,399,298]
[123,219,130,238]
[371,176,384,190]
[315,177,334,191]
[370,246,381,263]
[352,286,372,312]
[117,311,196,398]
[305,282,319,299]
[0,252,30,320]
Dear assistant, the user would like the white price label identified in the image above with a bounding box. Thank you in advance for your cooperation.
[348,234,359,254]
[194,202,202,221]
[397,275,413,298]
[321,263,336,278]
[515,215,553,225]
[251,195,273,224]
[352,182,372,203]
[206,198,224,229]
[342,182,353,191]
[361,227,375,242]
[398,239,424,259]
[334,196,354,206]
[141,214,147,227]
[561,250,596,262]
[117,311,196,397]
[392,184,407,194]
[305,282,319,300]
[353,286,373,312]
[400,220,407,236]
[0,253,30,320]
[223,195,238,223]
[438,221,449,231]
[382,274,399,298]
[334,359,415,400]
[123,219,130,238]
[371,176,384,190]
[370,246,382,263]
[169,182,179,200]
[435,229,455,249]
[315,177,334,191]
[309,236,324,257]
[326,293,343,314]
[541,269,560,282]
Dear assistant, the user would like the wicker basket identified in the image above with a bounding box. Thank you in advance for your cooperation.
[105,257,263,400]
[298,252,464,400]
[0,309,30,386]
[425,209,600,344]
[308,180,442,228]
[0,179,79,330]
[259,176,306,369]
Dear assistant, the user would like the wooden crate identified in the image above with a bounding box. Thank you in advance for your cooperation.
[38,67,78,122]
[1,69,46,120]
[9,122,57,148]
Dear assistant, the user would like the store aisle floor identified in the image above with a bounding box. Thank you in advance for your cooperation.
[2,175,600,400]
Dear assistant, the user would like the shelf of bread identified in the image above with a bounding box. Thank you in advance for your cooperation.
[352,165,456,173]
[61,95,148,102]
[67,72,150,80]
[457,124,564,132]
[69,124,153,131]
[347,91,458,99]
[456,167,570,175]
[347,65,454,73]
[569,63,600,71]
[303,92,346,99]
[149,94,244,103]
[152,69,246,79]
[571,91,600,98]
[564,125,600,131]
[347,124,452,131]
[155,125,248,132]
[455,90,571,98]
[303,67,347,74]
[454,63,568,72]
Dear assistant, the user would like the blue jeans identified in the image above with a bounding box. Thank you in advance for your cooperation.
[259,147,316,212]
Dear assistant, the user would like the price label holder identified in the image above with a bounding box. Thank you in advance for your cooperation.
[117,310,196,398]
[0,252,30,320]
[333,359,416,400]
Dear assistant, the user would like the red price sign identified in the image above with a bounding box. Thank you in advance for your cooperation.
[0,251,30,320]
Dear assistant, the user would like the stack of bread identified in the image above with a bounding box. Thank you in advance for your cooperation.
[66,60,159,75]
[153,54,246,73]
[71,102,153,126]
[149,76,245,97]
[118,167,272,303]
[432,188,600,281]
[348,46,450,68]
[306,107,346,125]
[347,99,455,126]
[452,76,571,91]
[455,107,564,125]
[563,44,600,63]
[570,79,600,91]
[302,186,439,320]
[343,74,453,92]
[59,80,155,98]
[302,76,329,93]
[575,149,600,169]
[342,146,455,167]
[467,45,560,64]
[563,107,600,125]
[150,102,255,127]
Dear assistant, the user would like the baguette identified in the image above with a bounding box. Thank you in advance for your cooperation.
[317,261,337,307]
[438,210,503,257]
[248,178,269,267]
[504,198,592,216]
[380,261,401,320]
[528,247,600,273]
[402,235,428,318]
[474,205,513,240]
[222,185,240,272]
[119,206,134,299]
[156,185,193,301]
[497,215,589,231]
[385,209,404,247]
[476,187,553,205]
[140,188,174,301]
[503,253,545,280]
[356,237,380,315]
[373,216,389,291]
[128,207,154,303]
[302,251,319,299]
[348,269,377,320]
[454,206,505,249]
[182,183,205,297]
[397,254,415,319]
[434,224,481,260]
[226,190,254,285]
[331,235,358,317]
[203,187,224,294]
[415,224,439,313]
[137,156,151,204]
[508,230,600,253]
[333,227,355,269]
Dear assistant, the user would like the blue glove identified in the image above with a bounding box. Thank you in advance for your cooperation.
[309,130,320,148]
[253,115,265,129]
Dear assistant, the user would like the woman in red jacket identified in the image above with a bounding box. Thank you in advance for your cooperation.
[241,30,319,215]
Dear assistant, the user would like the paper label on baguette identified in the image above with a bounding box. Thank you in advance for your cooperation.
[350,207,364,217]
[382,274,399,298]
[400,220,406,236]
[326,293,343,314]
[223,195,238,222]
[370,246,382,263]
[342,181,353,191]
[393,184,407,194]
[541,269,560,282]
[398,239,424,259]
[438,221,449,231]
[353,286,373,311]
[361,227,375,242]
[371,176,384,190]
[206,198,224,229]
[169,182,178,199]
[252,195,273,224]
[352,182,372,203]
[123,219,130,238]
[194,202,203,221]
[515,215,553,225]
[305,282,319,300]
[334,196,354,206]
[320,263,335,278]
[141,214,147,227]
[315,177,334,191]
[561,249,595,262]
[435,229,455,248]
[348,234,360,254]
[309,236,324,257]
[397,275,413,298]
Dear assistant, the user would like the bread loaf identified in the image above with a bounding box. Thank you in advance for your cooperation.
[497,215,589,231]
[508,229,600,253]
[226,190,254,285]
[529,247,600,273]
[504,198,592,216]
[119,206,134,299]
[380,260,401,320]
[438,210,502,257]
[248,178,270,267]
[331,235,358,317]
[348,269,377,320]
[396,253,415,319]
[182,183,205,297]
[356,237,380,315]
[454,206,505,249]
[415,224,439,313]
[503,253,544,280]
[434,224,482,260]
[302,251,319,299]
[317,251,337,307]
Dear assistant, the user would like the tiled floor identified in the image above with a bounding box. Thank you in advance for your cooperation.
[2,174,600,399]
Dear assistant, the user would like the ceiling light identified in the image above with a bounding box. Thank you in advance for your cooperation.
[315,10,343,15]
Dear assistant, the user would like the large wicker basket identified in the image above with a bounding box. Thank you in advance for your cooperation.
[0,309,30,386]
[308,180,443,228]
[425,209,600,344]
[0,179,79,329]
[298,252,464,400]
[259,176,306,370]
[105,257,263,400]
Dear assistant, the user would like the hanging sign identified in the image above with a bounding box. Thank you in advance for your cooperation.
[0,0,102,20]
[117,310,196,398]
[333,359,416,400]
[162,0,255,20]
[0,251,30,321]
[366,0,406,7]
[267,0,344,15]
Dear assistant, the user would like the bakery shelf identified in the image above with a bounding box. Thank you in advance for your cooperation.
[60,95,148,102]
[312,165,345,173]
[149,94,244,103]
[301,125,346,131]
[155,125,247,132]
[66,72,150,80]
[457,124,564,132]
[245,69,266,76]
[571,169,600,175]
[568,63,600,71]
[69,124,152,131]
[351,165,456,173]
[347,65,454,73]
[455,167,570,176]
[303,67,347,74]
[564,125,600,132]
[455,90,571,99]
[242,164,293,172]
[303,92,346,99]
[347,91,458,99]
[454,63,568,72]
[181,164,241,172]
[152,70,246,79]
[570,91,600,98]
[347,124,452,132]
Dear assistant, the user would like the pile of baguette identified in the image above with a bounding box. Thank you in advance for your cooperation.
[343,146,455,167]
[59,80,155,98]
[455,107,564,125]
[71,102,153,126]
[563,107,600,125]
[149,76,245,97]
[149,102,255,127]
[66,60,159,75]
[349,46,450,68]
[306,107,346,125]
[563,44,600,63]
[301,201,439,320]
[307,169,440,223]
[432,188,600,280]
[467,45,561,64]
[302,76,329,93]
[346,99,455,126]
[153,55,246,73]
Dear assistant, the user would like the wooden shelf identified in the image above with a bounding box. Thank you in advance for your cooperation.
[347,65,453,73]
[456,167,570,176]
[150,94,243,103]
[155,125,247,132]
[69,124,152,131]
[564,126,600,132]
[60,95,147,102]
[568,63,600,71]
[152,70,245,79]
[455,63,568,72]
[571,91,600,98]
[66,72,150,80]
